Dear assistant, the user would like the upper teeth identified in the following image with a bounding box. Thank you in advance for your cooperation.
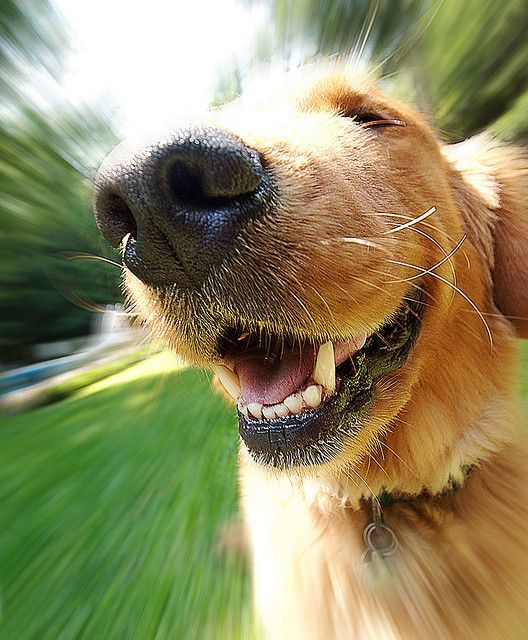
[214,338,364,421]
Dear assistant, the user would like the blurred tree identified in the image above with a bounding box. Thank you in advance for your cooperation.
[244,0,528,141]
[0,1,121,362]
[0,0,66,104]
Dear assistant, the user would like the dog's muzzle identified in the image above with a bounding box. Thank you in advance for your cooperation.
[93,125,275,289]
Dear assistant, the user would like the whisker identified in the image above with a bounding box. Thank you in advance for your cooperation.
[389,234,467,285]
[399,226,459,291]
[388,259,493,351]
[377,438,417,478]
[59,251,123,269]
[308,284,336,324]
[384,206,437,234]
[364,267,438,303]
[47,269,129,315]
[375,212,472,266]
[290,290,319,331]
[372,329,392,349]
[325,236,391,254]
[347,273,389,296]
[344,464,382,509]
[401,294,437,312]
[367,450,391,481]
[334,282,361,308]
[460,310,528,321]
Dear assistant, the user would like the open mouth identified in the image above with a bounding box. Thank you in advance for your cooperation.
[215,293,425,468]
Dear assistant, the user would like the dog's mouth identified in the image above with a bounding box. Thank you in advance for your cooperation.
[215,292,425,468]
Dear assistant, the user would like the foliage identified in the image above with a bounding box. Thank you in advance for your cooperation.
[0,1,121,361]
[0,103,121,360]
[0,0,66,103]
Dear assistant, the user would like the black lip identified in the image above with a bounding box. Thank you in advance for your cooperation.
[238,292,425,469]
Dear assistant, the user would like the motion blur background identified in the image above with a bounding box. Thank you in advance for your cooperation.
[0,0,527,637]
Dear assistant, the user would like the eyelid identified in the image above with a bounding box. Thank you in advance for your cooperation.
[361,118,406,128]
[344,111,406,128]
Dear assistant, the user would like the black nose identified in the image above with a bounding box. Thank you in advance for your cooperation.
[93,125,271,288]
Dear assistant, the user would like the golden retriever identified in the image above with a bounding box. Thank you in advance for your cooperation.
[93,65,528,639]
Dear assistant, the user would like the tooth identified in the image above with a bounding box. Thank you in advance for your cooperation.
[284,393,303,414]
[247,402,263,419]
[313,342,335,393]
[354,333,368,350]
[274,403,289,418]
[303,384,322,408]
[214,365,241,400]
[262,405,277,420]
[237,402,249,417]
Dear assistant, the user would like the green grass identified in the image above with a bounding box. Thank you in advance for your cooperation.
[0,353,252,640]
[1,344,528,640]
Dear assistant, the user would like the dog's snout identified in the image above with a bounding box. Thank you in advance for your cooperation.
[93,125,269,288]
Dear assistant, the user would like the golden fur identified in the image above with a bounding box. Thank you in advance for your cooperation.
[123,66,528,639]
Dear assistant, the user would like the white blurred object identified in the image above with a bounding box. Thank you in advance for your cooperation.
[86,303,138,348]
[1,305,146,400]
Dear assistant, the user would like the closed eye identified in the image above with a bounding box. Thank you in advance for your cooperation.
[348,112,406,128]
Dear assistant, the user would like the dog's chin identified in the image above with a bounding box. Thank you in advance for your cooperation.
[215,292,426,471]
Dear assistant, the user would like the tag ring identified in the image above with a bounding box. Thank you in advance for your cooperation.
[363,522,398,557]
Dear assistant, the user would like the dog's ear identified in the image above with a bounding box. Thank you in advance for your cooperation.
[443,136,528,338]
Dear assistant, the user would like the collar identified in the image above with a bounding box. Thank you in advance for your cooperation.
[377,463,476,508]
[362,464,476,567]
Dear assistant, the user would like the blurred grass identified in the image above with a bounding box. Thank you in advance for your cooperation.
[0,353,253,640]
[1,344,528,639]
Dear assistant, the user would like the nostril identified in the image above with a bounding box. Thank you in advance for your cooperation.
[166,160,208,206]
[164,138,263,208]
[94,191,137,246]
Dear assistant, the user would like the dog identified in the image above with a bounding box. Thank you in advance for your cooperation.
[93,65,528,639]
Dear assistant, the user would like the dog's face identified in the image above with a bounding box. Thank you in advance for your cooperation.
[94,67,528,485]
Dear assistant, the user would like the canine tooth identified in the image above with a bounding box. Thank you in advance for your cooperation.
[247,402,263,419]
[214,365,241,400]
[274,403,289,418]
[284,393,303,414]
[313,341,336,393]
[303,384,322,408]
[262,405,277,420]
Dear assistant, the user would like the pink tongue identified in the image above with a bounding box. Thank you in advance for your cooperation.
[225,337,365,406]
[228,345,315,405]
